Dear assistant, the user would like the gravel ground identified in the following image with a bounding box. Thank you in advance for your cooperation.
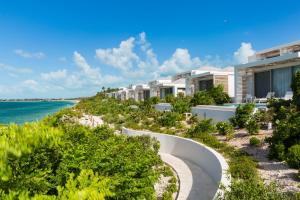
[216,129,300,193]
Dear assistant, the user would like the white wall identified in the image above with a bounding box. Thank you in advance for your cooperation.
[228,74,235,98]
[192,105,236,123]
[154,103,172,111]
[122,128,230,200]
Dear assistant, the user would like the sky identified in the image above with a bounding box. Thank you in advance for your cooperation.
[0,0,300,99]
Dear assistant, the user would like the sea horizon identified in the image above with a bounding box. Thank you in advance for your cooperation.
[0,101,75,124]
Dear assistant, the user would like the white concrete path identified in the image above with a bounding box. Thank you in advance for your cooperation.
[160,153,216,200]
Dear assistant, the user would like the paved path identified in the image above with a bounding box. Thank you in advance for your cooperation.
[160,153,216,200]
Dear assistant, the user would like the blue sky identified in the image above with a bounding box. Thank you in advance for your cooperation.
[0,0,300,98]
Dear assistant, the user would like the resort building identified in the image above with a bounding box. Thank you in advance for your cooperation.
[235,40,300,103]
[116,87,128,100]
[134,84,150,101]
[127,85,136,100]
[149,77,186,99]
[185,69,235,98]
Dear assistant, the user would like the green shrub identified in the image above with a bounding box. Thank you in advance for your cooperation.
[230,103,255,128]
[286,144,300,168]
[208,85,231,105]
[222,180,293,200]
[245,118,260,135]
[191,91,215,106]
[291,71,300,110]
[171,99,191,114]
[216,122,234,136]
[149,96,160,105]
[186,119,215,138]
[158,112,181,127]
[229,155,258,180]
[249,137,260,147]
[165,94,176,104]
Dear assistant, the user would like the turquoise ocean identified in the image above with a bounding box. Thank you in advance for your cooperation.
[0,101,75,124]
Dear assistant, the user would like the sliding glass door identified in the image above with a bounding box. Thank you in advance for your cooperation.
[272,67,292,97]
[254,71,271,98]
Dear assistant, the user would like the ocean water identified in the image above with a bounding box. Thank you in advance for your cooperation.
[0,101,75,124]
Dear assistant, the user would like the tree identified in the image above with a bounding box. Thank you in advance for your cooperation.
[291,71,300,110]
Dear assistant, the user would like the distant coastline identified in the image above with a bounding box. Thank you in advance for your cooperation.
[0,98,80,103]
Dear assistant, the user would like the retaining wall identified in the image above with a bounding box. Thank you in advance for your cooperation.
[155,103,172,112]
[192,105,236,123]
[122,127,230,199]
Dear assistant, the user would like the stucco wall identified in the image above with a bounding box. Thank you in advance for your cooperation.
[122,128,230,199]
[192,105,236,123]
[155,103,172,111]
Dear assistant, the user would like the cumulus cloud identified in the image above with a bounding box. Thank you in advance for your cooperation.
[41,69,67,81]
[159,48,201,75]
[234,42,255,64]
[73,51,101,80]
[14,49,45,59]
[0,63,32,75]
[95,37,139,71]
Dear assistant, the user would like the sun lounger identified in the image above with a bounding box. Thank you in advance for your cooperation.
[254,92,274,103]
[283,91,293,100]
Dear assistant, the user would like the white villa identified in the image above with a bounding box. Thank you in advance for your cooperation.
[134,84,150,101]
[186,69,235,98]
[127,85,136,100]
[235,40,300,103]
[149,77,186,99]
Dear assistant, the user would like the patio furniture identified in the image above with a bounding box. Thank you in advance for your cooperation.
[244,94,254,103]
[283,91,293,100]
[254,92,275,103]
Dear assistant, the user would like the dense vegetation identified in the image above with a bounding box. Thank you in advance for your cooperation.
[76,90,299,199]
[268,71,300,170]
[0,112,165,199]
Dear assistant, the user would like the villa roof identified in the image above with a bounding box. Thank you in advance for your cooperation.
[191,70,234,78]
[235,52,300,69]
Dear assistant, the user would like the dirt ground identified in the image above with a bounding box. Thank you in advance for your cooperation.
[216,129,300,193]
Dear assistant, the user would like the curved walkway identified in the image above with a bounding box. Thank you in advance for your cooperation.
[122,128,230,200]
[160,153,216,200]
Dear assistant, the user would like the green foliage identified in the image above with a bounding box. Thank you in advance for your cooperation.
[216,122,234,140]
[186,119,215,138]
[171,98,191,114]
[0,122,162,199]
[249,137,260,147]
[208,85,230,105]
[245,118,260,135]
[230,103,255,128]
[291,71,300,110]
[158,112,181,127]
[165,94,176,104]
[149,96,160,105]
[229,155,258,181]
[222,180,294,200]
[191,91,215,106]
[286,145,300,168]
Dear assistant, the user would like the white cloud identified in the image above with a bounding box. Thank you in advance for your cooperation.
[95,37,139,71]
[0,63,32,75]
[159,48,201,75]
[41,69,67,81]
[73,51,101,80]
[14,49,45,59]
[234,42,255,64]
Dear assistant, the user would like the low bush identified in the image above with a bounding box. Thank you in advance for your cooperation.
[191,91,215,106]
[286,144,300,168]
[165,94,176,104]
[158,112,181,127]
[208,85,231,105]
[245,118,260,135]
[216,122,234,140]
[249,137,260,147]
[186,119,215,138]
[230,103,255,128]
[229,155,258,181]
[171,99,191,114]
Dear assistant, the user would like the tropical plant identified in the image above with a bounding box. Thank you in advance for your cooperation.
[249,137,260,147]
[216,122,234,140]
[230,103,255,128]
[208,85,231,105]
[245,118,260,135]
[191,91,215,106]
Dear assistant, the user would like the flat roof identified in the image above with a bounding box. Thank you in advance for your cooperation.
[236,52,300,69]
[191,71,233,78]
[256,40,300,55]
